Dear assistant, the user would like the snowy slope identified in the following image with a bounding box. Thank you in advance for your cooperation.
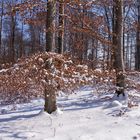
[0,87,140,140]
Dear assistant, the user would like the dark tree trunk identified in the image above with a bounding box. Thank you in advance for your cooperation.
[0,0,3,58]
[44,0,57,113]
[20,23,24,57]
[44,57,57,113]
[29,25,36,54]
[104,6,112,69]
[135,0,140,70]
[44,87,57,114]
[46,0,55,52]
[10,15,16,62]
[111,5,115,70]
[58,0,64,54]
[113,0,125,97]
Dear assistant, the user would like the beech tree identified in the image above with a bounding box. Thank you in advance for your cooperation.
[1,0,140,113]
[112,0,125,96]
[46,0,56,52]
[45,0,56,113]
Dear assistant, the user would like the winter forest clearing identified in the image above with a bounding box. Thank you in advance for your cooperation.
[1,0,140,140]
[0,87,140,140]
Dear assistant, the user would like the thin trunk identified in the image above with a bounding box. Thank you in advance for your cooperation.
[0,0,3,58]
[10,15,16,62]
[130,35,133,69]
[135,0,140,70]
[92,39,95,69]
[58,0,64,54]
[20,23,24,57]
[19,0,24,57]
[103,44,106,70]
[104,6,112,69]
[125,34,130,69]
[111,5,115,70]
[29,25,36,54]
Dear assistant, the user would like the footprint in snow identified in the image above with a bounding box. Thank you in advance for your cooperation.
[15,131,38,139]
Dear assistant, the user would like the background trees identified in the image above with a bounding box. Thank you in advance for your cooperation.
[0,2,140,88]
[1,0,140,113]
[0,0,138,70]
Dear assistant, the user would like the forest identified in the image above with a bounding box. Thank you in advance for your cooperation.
[0,0,138,69]
[0,0,140,140]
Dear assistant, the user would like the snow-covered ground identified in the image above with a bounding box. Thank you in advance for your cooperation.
[0,87,140,140]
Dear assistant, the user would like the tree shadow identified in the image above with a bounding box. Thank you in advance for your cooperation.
[0,106,43,116]
[0,112,40,123]
[58,93,107,111]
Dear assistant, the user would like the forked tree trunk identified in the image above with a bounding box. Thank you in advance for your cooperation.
[44,87,57,114]
[113,0,125,97]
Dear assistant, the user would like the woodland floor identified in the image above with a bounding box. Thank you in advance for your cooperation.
[0,87,140,140]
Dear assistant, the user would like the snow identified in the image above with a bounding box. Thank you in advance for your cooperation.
[52,108,63,116]
[110,100,123,107]
[0,87,140,140]
[0,69,8,73]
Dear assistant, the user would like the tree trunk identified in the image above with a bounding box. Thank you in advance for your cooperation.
[113,0,125,97]
[104,6,112,69]
[0,0,3,59]
[29,25,36,54]
[44,58,57,113]
[44,87,57,114]
[46,0,56,52]
[58,0,64,54]
[44,1,57,113]
[10,15,16,63]
[135,0,140,70]
[20,23,24,58]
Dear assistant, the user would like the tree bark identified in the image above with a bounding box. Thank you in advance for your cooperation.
[0,0,3,59]
[19,23,24,57]
[58,0,64,54]
[44,87,57,114]
[113,0,125,97]
[10,15,16,62]
[135,0,140,70]
[44,58,57,113]
[46,0,56,52]
[104,6,112,69]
